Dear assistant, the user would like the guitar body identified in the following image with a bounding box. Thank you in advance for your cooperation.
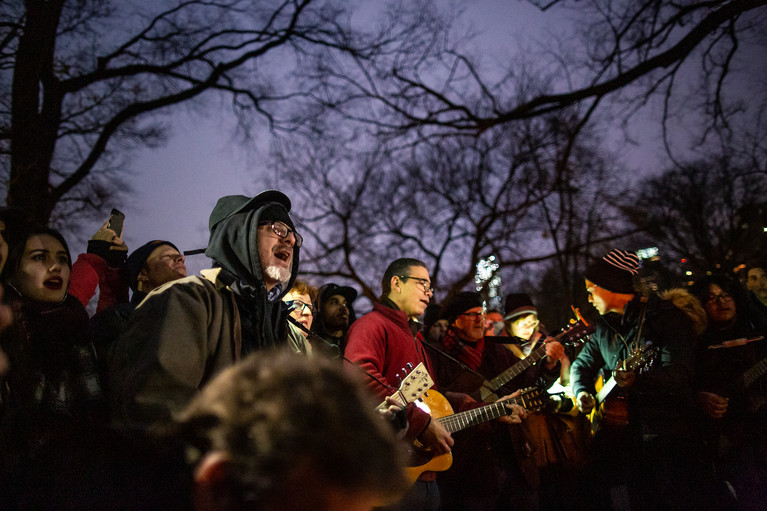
[586,345,656,434]
[404,391,454,484]
[588,375,631,434]
[404,387,547,484]
[590,395,629,433]
[587,374,604,435]
[602,395,629,428]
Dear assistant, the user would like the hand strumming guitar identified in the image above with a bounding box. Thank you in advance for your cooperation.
[576,391,596,414]
[418,418,454,455]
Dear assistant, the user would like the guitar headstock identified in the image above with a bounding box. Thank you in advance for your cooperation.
[516,386,549,412]
[557,318,596,347]
[623,343,657,373]
[379,362,434,410]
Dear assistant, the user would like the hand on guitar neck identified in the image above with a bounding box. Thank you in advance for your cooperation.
[613,359,636,388]
[378,394,407,420]
[415,390,529,454]
[576,359,636,414]
[542,337,566,370]
[494,389,529,424]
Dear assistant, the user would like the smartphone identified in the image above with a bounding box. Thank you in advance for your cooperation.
[107,208,125,237]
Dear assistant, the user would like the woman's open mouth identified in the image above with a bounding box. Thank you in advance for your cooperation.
[44,277,63,290]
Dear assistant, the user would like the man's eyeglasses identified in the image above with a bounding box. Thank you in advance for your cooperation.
[460,311,486,320]
[516,319,540,329]
[285,299,316,315]
[706,293,733,304]
[261,221,302,248]
[398,275,434,294]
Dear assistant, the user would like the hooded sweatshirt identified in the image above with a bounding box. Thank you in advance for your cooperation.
[205,202,299,353]
[109,198,301,428]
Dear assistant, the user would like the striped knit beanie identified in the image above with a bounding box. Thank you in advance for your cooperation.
[584,249,639,294]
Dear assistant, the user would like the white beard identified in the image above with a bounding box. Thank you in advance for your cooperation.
[265,265,291,284]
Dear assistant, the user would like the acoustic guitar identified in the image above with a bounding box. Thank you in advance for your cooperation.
[405,386,548,484]
[479,318,595,402]
[587,344,656,435]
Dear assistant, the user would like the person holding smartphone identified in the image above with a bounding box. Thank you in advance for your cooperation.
[69,210,130,313]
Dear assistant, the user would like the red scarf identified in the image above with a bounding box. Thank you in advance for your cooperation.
[441,328,484,370]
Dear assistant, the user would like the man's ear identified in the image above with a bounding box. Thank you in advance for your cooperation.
[136,268,150,292]
[193,451,233,511]
[390,276,401,294]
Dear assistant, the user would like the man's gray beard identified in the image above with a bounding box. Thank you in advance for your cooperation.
[265,265,291,284]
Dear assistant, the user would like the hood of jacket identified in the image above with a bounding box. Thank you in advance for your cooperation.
[204,201,299,300]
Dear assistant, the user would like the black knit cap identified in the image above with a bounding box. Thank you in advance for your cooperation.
[439,291,484,324]
[503,293,537,321]
[124,240,180,292]
[208,190,292,234]
[584,249,639,294]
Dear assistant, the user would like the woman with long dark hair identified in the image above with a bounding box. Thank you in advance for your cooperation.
[0,225,104,484]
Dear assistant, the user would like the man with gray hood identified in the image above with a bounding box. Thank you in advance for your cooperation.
[109,190,306,429]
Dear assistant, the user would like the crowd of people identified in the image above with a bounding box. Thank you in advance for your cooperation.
[0,190,765,510]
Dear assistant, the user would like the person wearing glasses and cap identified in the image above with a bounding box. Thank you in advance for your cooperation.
[109,190,307,429]
[570,248,705,510]
[421,291,560,511]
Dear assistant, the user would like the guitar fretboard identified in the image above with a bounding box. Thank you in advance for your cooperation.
[485,321,593,395]
[436,392,544,434]
[737,356,767,388]
[488,344,547,390]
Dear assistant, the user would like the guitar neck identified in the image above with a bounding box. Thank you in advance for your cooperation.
[736,355,767,389]
[436,393,539,434]
[487,324,590,393]
[488,343,547,390]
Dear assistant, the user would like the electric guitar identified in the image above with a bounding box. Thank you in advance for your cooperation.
[717,352,767,414]
[587,344,656,434]
[479,318,595,402]
[377,362,434,411]
[405,386,548,484]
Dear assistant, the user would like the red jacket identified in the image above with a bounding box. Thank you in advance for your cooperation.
[69,253,129,313]
[344,301,433,442]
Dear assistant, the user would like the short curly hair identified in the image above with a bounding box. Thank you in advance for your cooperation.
[174,350,408,508]
[288,278,317,303]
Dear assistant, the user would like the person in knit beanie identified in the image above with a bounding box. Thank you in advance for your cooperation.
[583,249,639,315]
[570,248,703,510]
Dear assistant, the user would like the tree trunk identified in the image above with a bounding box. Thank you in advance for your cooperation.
[7,0,64,224]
